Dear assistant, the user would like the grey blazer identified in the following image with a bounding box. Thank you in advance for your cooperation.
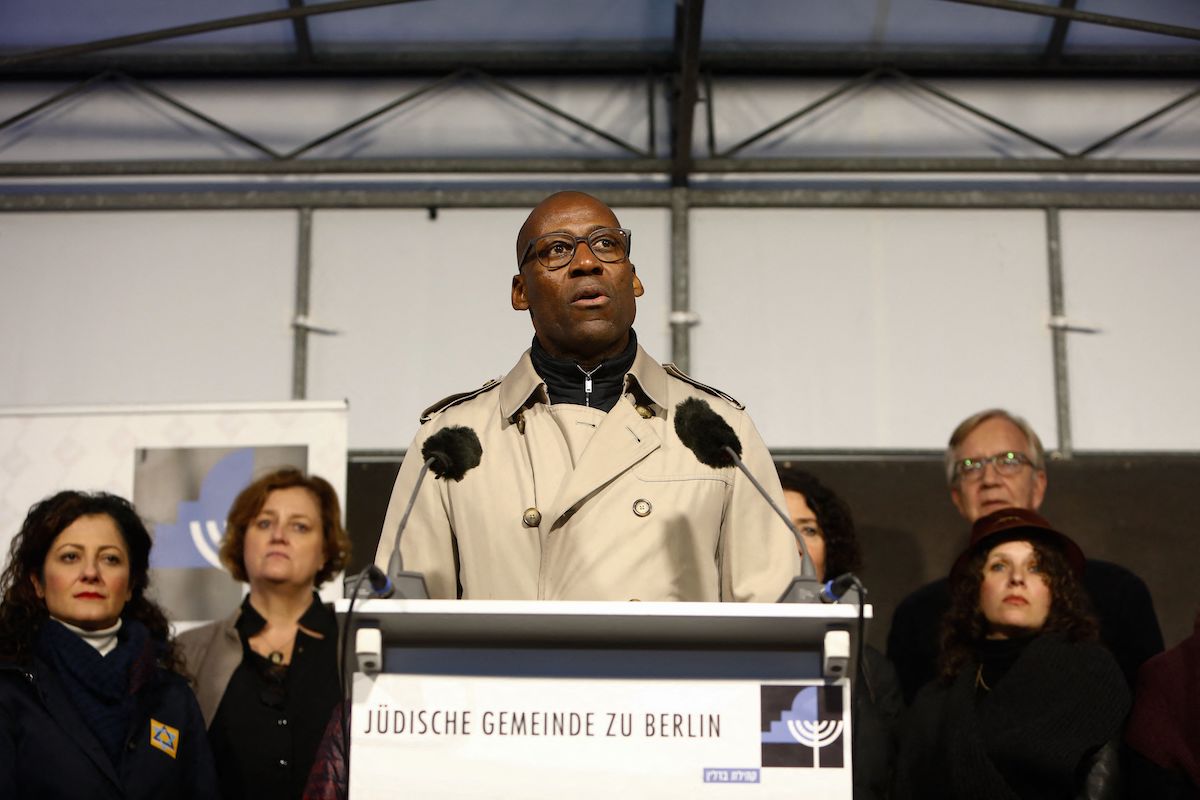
[177,608,242,728]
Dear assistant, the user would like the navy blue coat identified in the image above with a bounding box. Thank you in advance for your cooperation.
[0,655,218,800]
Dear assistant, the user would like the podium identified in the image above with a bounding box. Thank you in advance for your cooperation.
[336,599,867,799]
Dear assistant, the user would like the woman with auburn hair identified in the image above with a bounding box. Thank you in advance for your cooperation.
[0,490,217,799]
[179,467,350,800]
[893,507,1129,800]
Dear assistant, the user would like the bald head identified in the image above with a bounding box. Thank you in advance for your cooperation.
[515,191,622,267]
[510,189,641,366]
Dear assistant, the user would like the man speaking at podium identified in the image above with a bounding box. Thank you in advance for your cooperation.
[375,190,799,602]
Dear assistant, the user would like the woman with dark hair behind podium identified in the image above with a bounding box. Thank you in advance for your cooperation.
[180,467,350,800]
[777,463,904,800]
[0,490,216,799]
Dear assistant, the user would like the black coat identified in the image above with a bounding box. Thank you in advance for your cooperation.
[893,634,1129,800]
[1124,613,1200,799]
[854,645,905,800]
[887,559,1162,704]
[0,656,217,800]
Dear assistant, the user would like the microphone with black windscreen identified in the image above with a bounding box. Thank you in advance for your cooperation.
[378,425,483,599]
[673,397,831,603]
[337,425,482,759]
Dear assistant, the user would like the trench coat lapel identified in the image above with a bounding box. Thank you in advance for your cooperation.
[545,396,660,527]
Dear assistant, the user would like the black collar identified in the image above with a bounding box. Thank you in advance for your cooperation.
[235,592,332,639]
[529,330,638,412]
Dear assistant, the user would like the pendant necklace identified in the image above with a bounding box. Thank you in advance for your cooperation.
[257,627,294,666]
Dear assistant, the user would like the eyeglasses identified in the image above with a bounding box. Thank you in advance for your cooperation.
[953,451,1035,483]
[519,227,631,270]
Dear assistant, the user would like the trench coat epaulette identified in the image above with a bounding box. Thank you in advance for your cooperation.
[419,377,503,424]
[662,363,745,410]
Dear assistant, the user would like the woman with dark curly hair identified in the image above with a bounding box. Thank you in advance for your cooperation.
[0,490,217,799]
[776,463,902,800]
[178,467,349,800]
[893,507,1129,800]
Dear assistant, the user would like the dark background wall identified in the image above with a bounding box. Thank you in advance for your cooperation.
[345,454,1198,653]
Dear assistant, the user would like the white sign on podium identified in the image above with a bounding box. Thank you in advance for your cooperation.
[340,599,866,799]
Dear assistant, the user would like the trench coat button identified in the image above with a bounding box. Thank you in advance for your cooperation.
[522,507,542,527]
[635,404,654,419]
[632,499,652,517]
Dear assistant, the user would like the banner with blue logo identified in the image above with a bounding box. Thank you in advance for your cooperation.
[136,444,308,623]
[0,401,348,628]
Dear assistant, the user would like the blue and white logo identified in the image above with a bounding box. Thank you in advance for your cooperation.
[149,448,254,568]
[760,685,845,768]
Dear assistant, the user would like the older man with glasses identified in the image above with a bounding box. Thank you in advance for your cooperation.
[374,190,800,603]
[886,407,1164,704]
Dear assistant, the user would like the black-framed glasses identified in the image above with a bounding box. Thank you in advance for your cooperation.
[953,451,1034,483]
[519,227,631,270]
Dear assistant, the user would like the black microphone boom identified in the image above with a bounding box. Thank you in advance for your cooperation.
[384,425,483,597]
[673,397,742,467]
[422,426,482,481]
[673,398,822,597]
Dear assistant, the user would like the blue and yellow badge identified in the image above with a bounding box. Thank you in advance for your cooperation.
[149,719,180,759]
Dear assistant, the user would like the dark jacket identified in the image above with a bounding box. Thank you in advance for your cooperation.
[0,654,217,800]
[855,644,905,800]
[179,595,341,800]
[887,559,1163,704]
[893,634,1129,800]
[1124,613,1200,799]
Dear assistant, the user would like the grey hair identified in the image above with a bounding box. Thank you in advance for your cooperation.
[944,408,1047,485]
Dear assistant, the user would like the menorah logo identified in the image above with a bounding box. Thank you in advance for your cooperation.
[786,716,845,753]
[760,685,845,769]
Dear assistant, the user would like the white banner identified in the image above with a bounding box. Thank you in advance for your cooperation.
[0,401,349,620]
[350,672,851,799]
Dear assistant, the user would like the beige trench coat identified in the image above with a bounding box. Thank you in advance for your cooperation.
[375,346,801,602]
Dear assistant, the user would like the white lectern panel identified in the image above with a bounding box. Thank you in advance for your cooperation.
[341,600,863,799]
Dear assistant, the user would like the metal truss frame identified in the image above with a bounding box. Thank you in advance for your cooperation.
[3,0,1200,78]
[3,0,1200,454]
[1,0,1198,186]
[2,64,1199,184]
[944,0,1200,43]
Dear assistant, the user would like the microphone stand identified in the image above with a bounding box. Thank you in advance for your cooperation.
[381,456,436,600]
[714,444,825,603]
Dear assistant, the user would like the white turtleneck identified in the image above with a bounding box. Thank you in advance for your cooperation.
[52,616,123,657]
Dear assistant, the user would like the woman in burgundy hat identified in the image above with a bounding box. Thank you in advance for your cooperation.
[893,507,1129,800]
